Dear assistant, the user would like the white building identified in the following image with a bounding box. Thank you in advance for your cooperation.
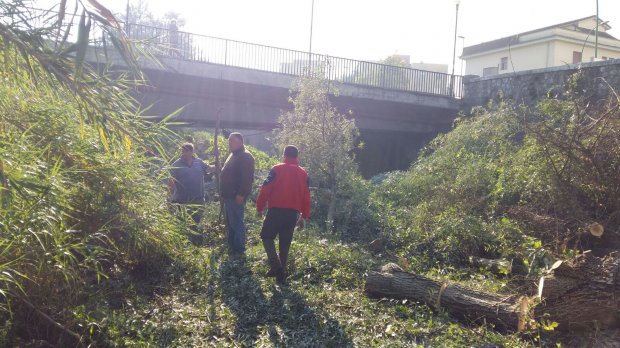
[461,16,620,77]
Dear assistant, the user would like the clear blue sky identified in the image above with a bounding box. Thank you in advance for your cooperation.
[35,0,620,69]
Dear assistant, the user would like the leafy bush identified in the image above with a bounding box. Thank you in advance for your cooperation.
[371,83,620,266]
[0,2,191,344]
[274,71,360,232]
[371,102,528,263]
[325,173,380,242]
[517,85,620,249]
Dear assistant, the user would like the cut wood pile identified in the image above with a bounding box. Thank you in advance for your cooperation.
[365,251,619,332]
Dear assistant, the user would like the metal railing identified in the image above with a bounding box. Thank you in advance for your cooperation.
[127,23,463,98]
[2,7,463,98]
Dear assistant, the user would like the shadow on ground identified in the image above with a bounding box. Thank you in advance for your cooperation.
[219,255,352,347]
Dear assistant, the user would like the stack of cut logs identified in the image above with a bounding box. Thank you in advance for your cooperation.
[365,250,619,332]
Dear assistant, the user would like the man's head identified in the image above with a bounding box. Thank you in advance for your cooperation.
[283,145,298,160]
[181,143,194,161]
[228,133,244,153]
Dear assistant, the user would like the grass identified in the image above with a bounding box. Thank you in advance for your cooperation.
[3,3,615,344]
[87,204,532,347]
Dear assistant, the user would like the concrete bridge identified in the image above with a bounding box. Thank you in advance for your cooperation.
[94,24,464,175]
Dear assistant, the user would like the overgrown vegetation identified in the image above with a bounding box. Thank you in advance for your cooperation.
[0,1,187,344]
[274,71,362,233]
[372,77,620,271]
[91,226,530,347]
[2,0,619,345]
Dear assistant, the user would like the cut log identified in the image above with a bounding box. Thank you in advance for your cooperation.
[536,282,619,331]
[468,256,512,275]
[367,251,620,332]
[365,263,529,332]
[537,274,582,301]
[545,251,619,285]
[536,251,620,330]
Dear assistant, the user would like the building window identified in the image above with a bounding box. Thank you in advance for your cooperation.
[572,51,582,64]
[500,57,508,70]
[483,66,499,77]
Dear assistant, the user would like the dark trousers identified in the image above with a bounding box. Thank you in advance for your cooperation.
[260,208,298,274]
[225,198,246,253]
[171,198,204,226]
[171,199,204,245]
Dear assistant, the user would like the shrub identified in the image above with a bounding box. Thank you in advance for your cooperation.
[371,85,620,265]
[0,2,189,344]
[274,71,360,232]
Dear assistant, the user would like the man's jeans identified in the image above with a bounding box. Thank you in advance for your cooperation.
[224,198,246,253]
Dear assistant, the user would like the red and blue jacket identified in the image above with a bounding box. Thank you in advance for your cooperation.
[256,158,311,219]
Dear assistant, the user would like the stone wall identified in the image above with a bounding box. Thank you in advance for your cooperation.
[463,59,620,111]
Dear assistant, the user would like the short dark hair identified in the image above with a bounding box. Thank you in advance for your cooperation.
[283,145,298,158]
[229,132,244,143]
[181,143,194,152]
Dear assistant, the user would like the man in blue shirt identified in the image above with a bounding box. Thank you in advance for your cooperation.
[168,143,213,230]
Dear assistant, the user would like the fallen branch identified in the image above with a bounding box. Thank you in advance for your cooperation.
[19,296,85,347]
[468,256,512,275]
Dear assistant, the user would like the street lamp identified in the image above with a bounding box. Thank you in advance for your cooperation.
[458,35,465,75]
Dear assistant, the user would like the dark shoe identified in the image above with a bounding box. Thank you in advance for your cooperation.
[229,252,246,264]
[276,270,287,284]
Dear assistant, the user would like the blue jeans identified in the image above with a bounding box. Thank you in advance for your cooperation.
[224,198,246,253]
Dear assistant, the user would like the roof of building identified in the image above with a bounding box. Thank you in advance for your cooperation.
[462,16,617,57]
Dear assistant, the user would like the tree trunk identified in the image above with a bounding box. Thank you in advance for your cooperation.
[365,263,529,332]
[326,185,337,233]
[366,251,620,332]
[535,251,620,331]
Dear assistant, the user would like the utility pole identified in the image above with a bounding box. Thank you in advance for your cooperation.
[450,1,460,96]
[595,0,599,59]
[458,35,465,75]
[125,0,130,35]
[309,0,315,69]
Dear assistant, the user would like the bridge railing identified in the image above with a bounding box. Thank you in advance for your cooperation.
[127,23,463,98]
[5,7,462,98]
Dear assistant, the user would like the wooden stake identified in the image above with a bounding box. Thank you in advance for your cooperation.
[214,107,224,223]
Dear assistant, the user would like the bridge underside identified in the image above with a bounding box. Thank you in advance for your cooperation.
[135,68,458,176]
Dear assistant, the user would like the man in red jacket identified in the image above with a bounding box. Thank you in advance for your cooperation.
[256,145,311,283]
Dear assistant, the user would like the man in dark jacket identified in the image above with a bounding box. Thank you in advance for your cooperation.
[256,145,311,283]
[220,133,255,255]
